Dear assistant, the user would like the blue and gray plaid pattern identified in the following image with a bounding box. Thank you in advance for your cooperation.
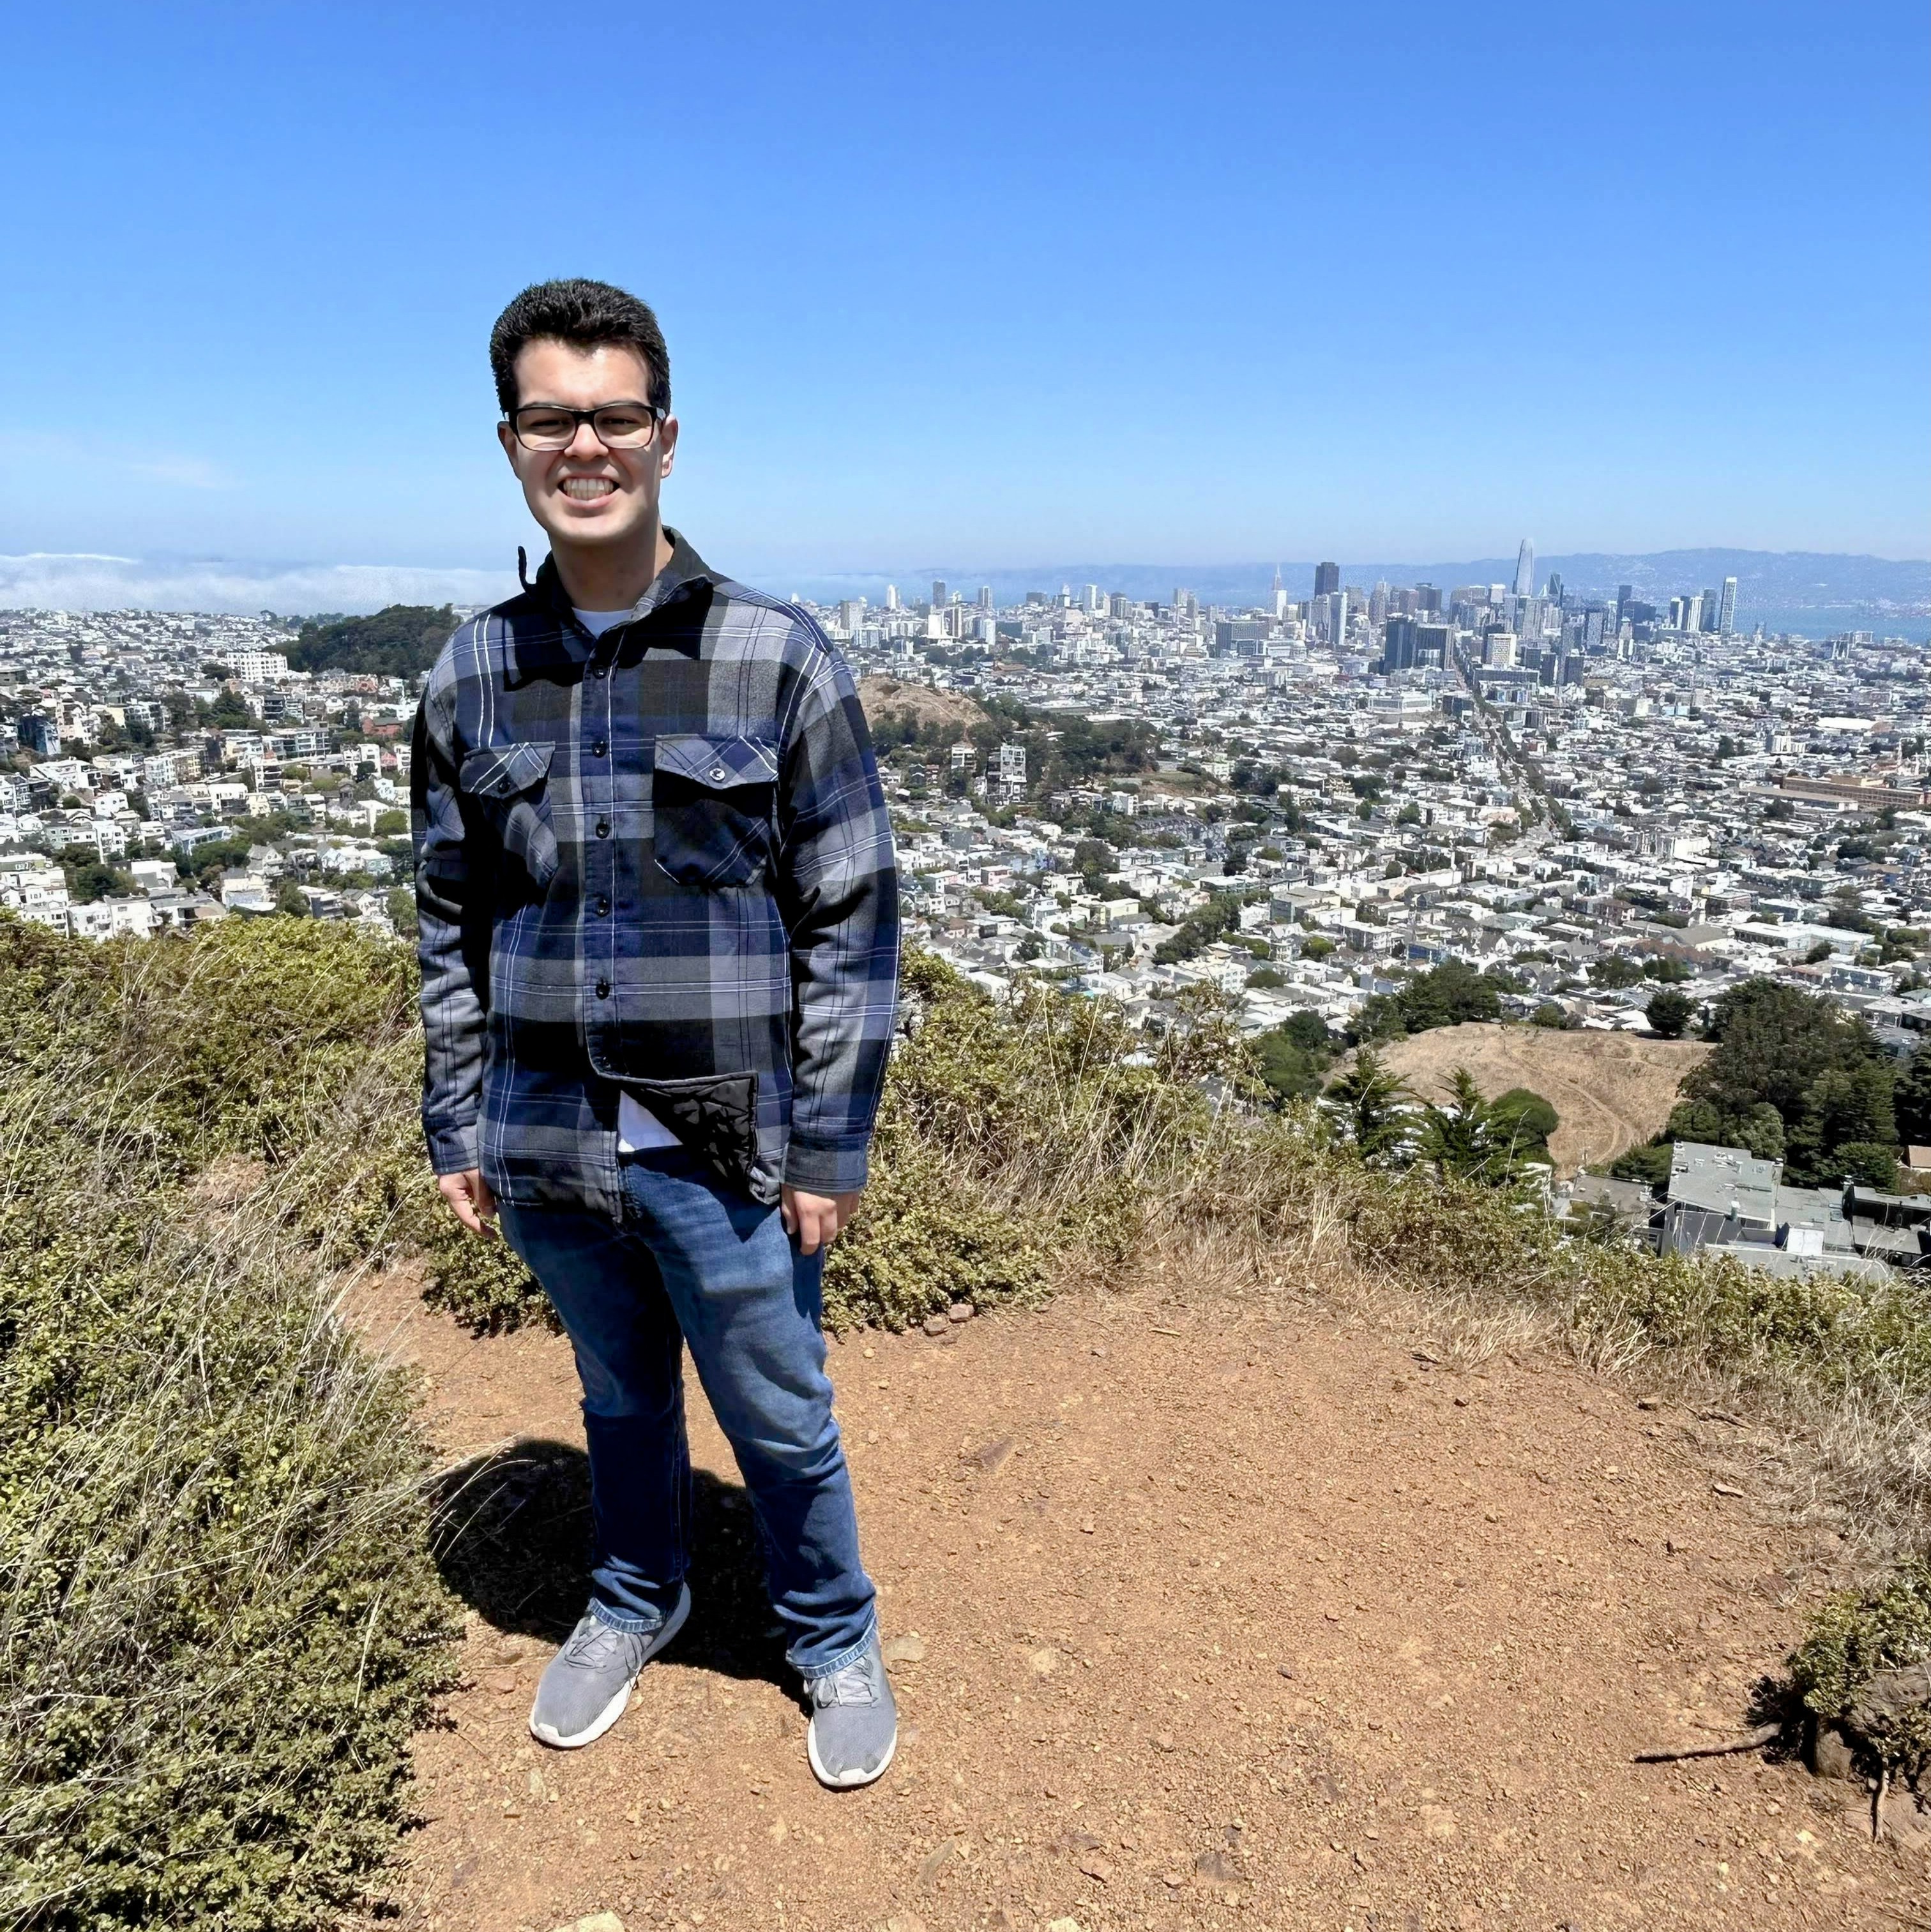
[411,532,899,1221]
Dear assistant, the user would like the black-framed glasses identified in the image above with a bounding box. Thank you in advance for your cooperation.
[507,400,665,451]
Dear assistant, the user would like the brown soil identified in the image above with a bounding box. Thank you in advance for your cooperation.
[857,677,988,734]
[352,1267,1922,1932]
[1370,1023,1710,1176]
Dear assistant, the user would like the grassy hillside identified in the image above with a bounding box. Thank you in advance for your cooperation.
[1371,1021,1709,1174]
[3,917,1927,1920]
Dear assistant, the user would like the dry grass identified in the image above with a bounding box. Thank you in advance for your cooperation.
[1367,1020,1709,1174]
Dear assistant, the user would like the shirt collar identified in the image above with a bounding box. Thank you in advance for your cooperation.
[508,529,718,683]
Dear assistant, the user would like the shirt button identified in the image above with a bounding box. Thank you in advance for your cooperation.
[593,739,608,757]
[595,819,610,838]
[590,665,606,680]
[594,977,610,999]
[595,894,611,916]
[709,766,727,781]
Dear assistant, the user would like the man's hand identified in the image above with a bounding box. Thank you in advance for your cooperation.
[439,1167,497,1236]
[782,1185,862,1256]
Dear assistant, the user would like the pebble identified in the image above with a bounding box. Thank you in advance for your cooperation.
[948,1302,974,1323]
[549,1915,623,1932]
[922,1314,950,1338]
[883,1632,927,1664]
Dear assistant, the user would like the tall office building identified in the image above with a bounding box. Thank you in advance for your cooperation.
[1416,583,1442,615]
[1718,576,1738,637]
[1616,583,1633,621]
[1314,561,1340,598]
[1328,588,1349,647]
[1699,587,1721,634]
[885,584,900,611]
[1271,565,1287,619]
[1545,571,1564,607]
[1513,539,1536,599]
[1368,580,1390,627]
[978,585,993,610]
[931,579,946,609]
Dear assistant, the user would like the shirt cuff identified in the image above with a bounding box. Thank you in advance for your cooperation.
[782,1136,870,1196]
[425,1117,481,1175]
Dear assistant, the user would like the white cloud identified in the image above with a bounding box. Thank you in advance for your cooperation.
[0,552,518,615]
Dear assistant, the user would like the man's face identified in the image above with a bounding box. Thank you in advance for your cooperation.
[497,338,678,556]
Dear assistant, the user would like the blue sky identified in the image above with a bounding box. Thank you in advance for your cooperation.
[2,0,1925,600]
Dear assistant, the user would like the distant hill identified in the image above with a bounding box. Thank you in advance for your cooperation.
[287,604,457,679]
[856,675,987,733]
[1367,1021,1708,1175]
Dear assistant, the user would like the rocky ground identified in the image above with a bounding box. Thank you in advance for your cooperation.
[351,1264,1927,1932]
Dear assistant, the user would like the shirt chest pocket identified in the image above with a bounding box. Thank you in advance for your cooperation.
[651,733,778,888]
[458,740,560,889]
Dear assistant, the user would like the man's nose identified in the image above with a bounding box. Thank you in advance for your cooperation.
[564,418,607,459]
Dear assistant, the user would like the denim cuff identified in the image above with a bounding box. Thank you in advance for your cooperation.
[795,1613,879,1684]
[587,1594,678,1639]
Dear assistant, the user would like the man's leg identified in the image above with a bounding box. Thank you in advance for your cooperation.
[616,1149,877,1675]
[497,1198,693,1746]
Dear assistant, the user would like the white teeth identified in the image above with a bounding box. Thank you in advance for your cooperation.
[561,478,616,501]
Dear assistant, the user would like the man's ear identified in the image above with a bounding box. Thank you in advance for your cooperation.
[656,414,679,480]
[497,419,520,470]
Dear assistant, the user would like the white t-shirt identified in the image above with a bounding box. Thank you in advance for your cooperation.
[575,607,681,1155]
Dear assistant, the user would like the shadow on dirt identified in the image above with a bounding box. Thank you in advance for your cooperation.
[430,1437,794,1691]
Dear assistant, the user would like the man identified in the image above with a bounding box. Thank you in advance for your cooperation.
[411,278,900,1788]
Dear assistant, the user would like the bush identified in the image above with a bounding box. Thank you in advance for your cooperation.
[1791,1558,1931,1777]
[0,918,458,1929]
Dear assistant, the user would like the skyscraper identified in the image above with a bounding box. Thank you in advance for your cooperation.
[1271,565,1286,620]
[885,584,900,611]
[932,580,946,609]
[1616,584,1633,620]
[978,585,994,610]
[1718,577,1738,637]
[1314,561,1340,598]
[1513,539,1536,599]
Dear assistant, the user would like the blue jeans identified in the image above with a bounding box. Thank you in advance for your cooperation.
[497,1147,877,1679]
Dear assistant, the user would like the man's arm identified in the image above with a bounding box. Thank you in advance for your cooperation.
[775,637,900,1225]
[411,670,492,1226]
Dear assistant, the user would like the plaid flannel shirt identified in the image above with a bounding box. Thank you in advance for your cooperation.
[411,532,899,1223]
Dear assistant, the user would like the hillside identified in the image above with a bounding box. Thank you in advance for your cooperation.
[1371,1021,1709,1174]
[287,602,457,678]
[856,674,988,734]
[372,1248,1921,1929]
[4,926,1927,1927]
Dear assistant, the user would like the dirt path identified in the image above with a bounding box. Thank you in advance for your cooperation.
[352,1269,1921,1931]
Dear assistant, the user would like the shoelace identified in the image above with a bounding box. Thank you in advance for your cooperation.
[812,1657,879,1709]
[562,1619,632,1670]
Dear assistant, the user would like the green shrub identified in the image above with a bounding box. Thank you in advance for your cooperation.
[0,918,458,1929]
[1790,1558,1931,1776]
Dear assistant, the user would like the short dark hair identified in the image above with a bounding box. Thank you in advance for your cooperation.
[488,278,671,415]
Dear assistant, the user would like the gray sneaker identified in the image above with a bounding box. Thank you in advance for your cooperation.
[528,1583,690,1749]
[805,1634,898,1788]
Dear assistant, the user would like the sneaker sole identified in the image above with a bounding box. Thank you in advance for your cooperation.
[528,1584,691,1750]
[806,1718,898,1790]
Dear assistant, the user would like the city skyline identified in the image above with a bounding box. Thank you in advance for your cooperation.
[1,3,1925,570]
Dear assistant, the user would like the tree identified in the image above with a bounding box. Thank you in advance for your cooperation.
[1895,1040,1931,1148]
[1322,1048,1407,1163]
[1609,1142,1672,1194]
[1834,1142,1900,1191]
[1645,988,1695,1038]
[1529,1001,1571,1029]
[1688,979,1884,1128]
[386,886,418,937]
[1589,954,1644,990]
[1488,1087,1559,1159]
[1415,1068,1533,1186]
